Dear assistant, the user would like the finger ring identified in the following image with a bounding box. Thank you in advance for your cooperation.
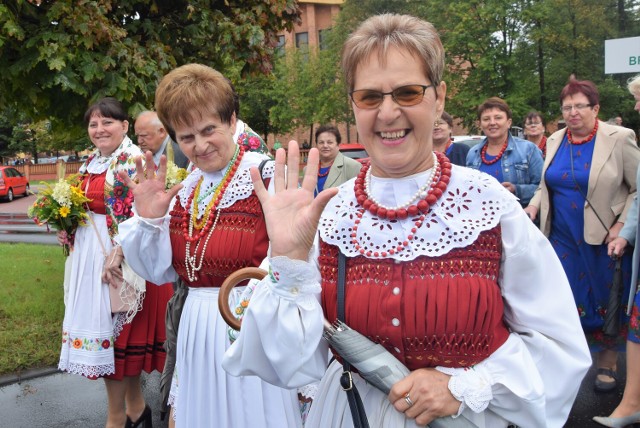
[404,393,414,408]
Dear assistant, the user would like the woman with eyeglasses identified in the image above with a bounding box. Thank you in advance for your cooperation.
[432,111,469,166]
[223,14,590,427]
[526,78,640,395]
[592,74,640,427]
[523,111,548,158]
[466,97,544,207]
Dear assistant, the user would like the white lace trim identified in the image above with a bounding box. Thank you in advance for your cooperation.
[319,165,517,261]
[176,152,273,219]
[437,366,493,416]
[297,382,319,400]
[112,312,127,339]
[58,360,115,378]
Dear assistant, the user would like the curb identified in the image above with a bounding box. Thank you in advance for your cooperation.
[0,366,60,388]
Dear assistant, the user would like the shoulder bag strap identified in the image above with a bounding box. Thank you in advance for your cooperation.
[337,251,370,428]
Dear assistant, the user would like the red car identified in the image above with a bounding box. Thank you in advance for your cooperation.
[339,142,369,164]
[0,166,30,201]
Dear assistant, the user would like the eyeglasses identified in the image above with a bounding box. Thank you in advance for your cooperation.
[350,84,435,109]
[561,104,592,113]
[525,122,542,127]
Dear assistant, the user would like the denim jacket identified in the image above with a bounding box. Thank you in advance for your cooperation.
[466,134,543,206]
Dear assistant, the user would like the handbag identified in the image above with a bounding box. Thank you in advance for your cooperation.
[108,259,146,315]
[87,209,145,318]
[337,251,370,428]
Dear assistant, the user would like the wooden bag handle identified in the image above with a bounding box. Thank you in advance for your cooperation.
[218,267,267,331]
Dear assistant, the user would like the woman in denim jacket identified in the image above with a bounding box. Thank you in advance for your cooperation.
[466,97,543,207]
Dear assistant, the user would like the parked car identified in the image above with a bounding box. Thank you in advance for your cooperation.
[339,142,369,164]
[0,166,30,202]
[452,135,484,150]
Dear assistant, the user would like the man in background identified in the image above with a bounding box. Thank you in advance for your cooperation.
[134,111,189,169]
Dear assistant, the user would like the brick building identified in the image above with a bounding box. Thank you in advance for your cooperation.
[268,0,360,149]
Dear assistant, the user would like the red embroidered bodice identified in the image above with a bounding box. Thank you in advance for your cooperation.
[319,226,509,370]
[168,193,269,287]
[82,172,107,215]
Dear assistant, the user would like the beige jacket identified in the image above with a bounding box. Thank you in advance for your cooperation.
[529,120,640,244]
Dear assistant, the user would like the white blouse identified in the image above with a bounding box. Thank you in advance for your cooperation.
[117,151,274,284]
[223,165,592,427]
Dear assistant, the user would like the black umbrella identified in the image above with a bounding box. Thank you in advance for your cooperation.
[159,279,188,420]
[603,257,623,337]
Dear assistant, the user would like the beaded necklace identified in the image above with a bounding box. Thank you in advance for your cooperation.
[351,151,452,257]
[445,138,453,153]
[318,163,333,178]
[182,145,245,281]
[538,136,547,158]
[480,136,508,165]
[567,121,598,145]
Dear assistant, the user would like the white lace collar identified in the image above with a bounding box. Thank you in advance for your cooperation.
[319,165,517,260]
[177,151,273,218]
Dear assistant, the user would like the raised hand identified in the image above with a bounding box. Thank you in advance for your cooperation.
[118,151,182,219]
[250,141,338,261]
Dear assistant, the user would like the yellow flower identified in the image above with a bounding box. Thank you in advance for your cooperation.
[59,206,71,218]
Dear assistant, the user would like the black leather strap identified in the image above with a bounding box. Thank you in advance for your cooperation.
[337,251,370,428]
[258,159,272,183]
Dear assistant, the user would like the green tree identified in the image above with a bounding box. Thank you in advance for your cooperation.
[0,0,301,154]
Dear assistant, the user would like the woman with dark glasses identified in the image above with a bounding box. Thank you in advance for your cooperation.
[224,14,590,427]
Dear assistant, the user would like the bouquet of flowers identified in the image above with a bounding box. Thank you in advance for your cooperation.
[27,174,91,256]
[165,161,188,189]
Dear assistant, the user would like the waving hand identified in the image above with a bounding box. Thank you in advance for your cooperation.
[117,151,183,219]
[251,141,338,261]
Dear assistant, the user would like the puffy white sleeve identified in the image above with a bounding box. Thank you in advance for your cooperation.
[437,205,592,426]
[117,213,178,284]
[222,250,329,388]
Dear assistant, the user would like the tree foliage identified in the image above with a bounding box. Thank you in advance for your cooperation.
[244,0,639,136]
[0,0,300,157]
[2,0,640,157]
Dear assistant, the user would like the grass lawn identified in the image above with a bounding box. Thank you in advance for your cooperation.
[0,243,65,376]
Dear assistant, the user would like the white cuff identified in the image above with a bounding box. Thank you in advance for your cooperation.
[438,366,493,415]
[267,256,321,299]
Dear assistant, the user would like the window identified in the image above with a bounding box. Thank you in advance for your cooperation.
[275,35,285,56]
[318,28,331,50]
[295,32,308,49]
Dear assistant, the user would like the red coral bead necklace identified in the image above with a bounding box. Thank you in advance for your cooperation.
[480,136,508,165]
[318,162,333,178]
[351,151,452,257]
[567,121,598,145]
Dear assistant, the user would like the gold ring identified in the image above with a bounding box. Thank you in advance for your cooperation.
[404,393,414,408]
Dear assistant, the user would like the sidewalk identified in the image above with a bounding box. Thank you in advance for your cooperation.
[0,369,166,428]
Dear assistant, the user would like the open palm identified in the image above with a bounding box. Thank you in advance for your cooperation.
[251,141,338,261]
[118,151,183,219]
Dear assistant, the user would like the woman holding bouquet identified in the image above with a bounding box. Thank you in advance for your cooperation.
[221,14,591,427]
[117,65,301,427]
[58,97,171,428]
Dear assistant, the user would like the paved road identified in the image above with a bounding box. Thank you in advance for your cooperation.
[0,187,636,427]
[0,370,167,428]
[0,357,631,428]
[0,188,58,244]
